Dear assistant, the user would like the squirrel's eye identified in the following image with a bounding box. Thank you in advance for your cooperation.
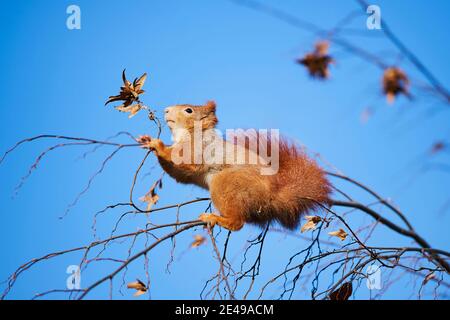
[185,108,193,114]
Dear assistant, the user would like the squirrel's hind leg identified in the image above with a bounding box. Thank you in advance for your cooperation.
[201,169,265,231]
[199,213,244,231]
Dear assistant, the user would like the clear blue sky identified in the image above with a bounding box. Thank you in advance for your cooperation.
[0,0,449,299]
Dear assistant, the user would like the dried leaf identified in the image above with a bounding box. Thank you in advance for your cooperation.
[140,179,162,211]
[122,69,129,85]
[134,290,147,297]
[315,41,329,56]
[300,215,322,233]
[127,279,147,297]
[382,67,410,103]
[127,279,146,290]
[328,228,348,241]
[386,92,395,104]
[115,104,143,118]
[140,192,159,211]
[297,40,334,79]
[360,107,374,124]
[430,142,445,155]
[191,234,206,248]
[329,282,352,300]
[134,73,147,91]
[105,95,125,105]
[423,272,436,285]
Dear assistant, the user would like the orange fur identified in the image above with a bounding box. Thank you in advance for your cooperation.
[140,101,332,231]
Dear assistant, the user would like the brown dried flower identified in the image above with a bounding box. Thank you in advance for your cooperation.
[105,69,147,117]
[382,67,410,103]
[297,41,334,79]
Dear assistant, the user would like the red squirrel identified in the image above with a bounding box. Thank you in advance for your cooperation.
[138,101,331,231]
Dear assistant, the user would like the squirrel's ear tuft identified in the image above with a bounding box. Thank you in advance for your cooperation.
[205,100,216,113]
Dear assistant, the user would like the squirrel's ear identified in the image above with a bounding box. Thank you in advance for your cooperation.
[205,100,216,113]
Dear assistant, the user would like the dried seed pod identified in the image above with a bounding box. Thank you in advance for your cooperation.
[106,69,148,117]
[297,41,334,79]
[329,282,353,300]
[382,67,410,103]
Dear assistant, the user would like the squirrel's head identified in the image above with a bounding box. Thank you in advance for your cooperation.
[164,100,218,133]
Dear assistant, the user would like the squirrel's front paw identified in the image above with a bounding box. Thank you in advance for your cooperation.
[137,135,163,151]
[137,135,152,147]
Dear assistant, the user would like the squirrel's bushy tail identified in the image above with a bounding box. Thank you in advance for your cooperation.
[269,140,332,229]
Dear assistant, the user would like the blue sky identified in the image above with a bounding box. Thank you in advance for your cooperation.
[0,0,449,299]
